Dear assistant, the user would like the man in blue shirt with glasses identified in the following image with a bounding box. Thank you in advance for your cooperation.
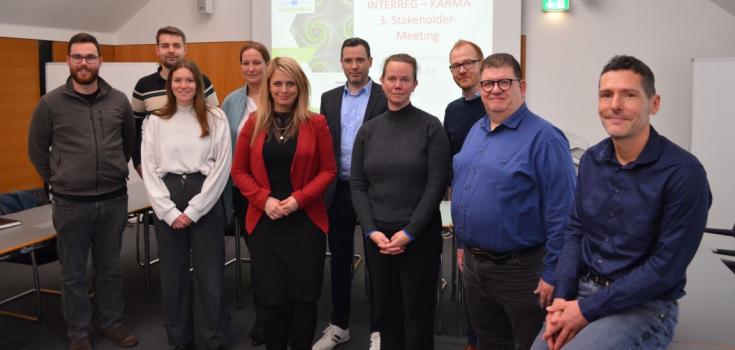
[452,53,576,350]
[532,55,711,350]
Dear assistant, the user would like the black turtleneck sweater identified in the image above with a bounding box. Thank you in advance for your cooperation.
[350,104,450,239]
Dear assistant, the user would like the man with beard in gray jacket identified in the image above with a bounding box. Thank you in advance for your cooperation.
[28,32,137,350]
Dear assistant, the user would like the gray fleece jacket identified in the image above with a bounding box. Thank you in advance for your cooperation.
[28,76,135,197]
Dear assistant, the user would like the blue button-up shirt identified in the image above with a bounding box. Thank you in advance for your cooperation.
[554,127,711,322]
[452,103,576,283]
[339,80,372,180]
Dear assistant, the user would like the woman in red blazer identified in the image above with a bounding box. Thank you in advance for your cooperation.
[231,56,336,350]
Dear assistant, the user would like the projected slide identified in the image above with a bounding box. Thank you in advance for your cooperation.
[272,0,493,119]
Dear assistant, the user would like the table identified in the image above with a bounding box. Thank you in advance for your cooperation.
[0,204,58,321]
[0,182,151,320]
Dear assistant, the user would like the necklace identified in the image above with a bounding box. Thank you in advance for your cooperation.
[273,116,293,141]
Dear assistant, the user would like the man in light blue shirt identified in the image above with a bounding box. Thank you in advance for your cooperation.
[338,81,371,180]
[314,38,388,350]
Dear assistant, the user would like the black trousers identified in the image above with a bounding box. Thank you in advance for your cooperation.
[260,301,317,350]
[366,216,442,350]
[463,246,546,350]
[327,180,377,330]
[154,173,229,348]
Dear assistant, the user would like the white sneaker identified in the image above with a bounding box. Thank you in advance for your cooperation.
[369,332,380,350]
[312,324,350,350]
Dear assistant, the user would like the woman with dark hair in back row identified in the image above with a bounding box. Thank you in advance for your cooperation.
[221,40,271,346]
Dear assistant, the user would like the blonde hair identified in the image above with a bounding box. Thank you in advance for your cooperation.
[251,56,312,144]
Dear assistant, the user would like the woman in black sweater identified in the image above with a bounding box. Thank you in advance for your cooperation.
[350,53,450,349]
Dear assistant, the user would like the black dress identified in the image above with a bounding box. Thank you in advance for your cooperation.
[249,122,326,306]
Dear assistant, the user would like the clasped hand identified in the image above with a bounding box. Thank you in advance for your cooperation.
[370,230,411,255]
[542,298,589,350]
[264,196,299,220]
[171,213,193,229]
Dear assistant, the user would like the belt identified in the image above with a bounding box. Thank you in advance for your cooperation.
[52,187,127,202]
[469,245,543,264]
[582,271,613,287]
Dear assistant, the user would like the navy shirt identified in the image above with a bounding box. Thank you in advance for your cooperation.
[451,103,576,283]
[554,127,711,322]
[443,93,486,156]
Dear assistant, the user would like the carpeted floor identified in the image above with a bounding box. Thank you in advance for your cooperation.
[0,220,467,349]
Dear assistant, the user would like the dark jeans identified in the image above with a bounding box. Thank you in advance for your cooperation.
[327,180,376,330]
[463,246,546,350]
[52,193,128,339]
[366,217,442,350]
[155,173,228,348]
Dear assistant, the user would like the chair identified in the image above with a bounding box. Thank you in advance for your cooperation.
[705,224,735,274]
[224,214,251,309]
[0,189,61,321]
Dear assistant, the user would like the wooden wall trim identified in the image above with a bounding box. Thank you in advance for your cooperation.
[115,41,246,104]
[0,37,43,192]
[52,41,116,62]
[521,34,527,80]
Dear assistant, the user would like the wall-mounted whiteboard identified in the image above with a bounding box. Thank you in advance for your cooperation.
[45,62,158,183]
[691,57,735,229]
[45,62,158,101]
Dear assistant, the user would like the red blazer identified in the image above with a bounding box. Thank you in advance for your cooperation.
[231,112,336,234]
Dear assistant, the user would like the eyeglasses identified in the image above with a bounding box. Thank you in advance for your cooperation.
[449,59,480,72]
[480,79,518,92]
[69,54,99,64]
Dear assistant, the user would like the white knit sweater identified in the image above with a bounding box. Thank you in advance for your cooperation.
[141,104,232,225]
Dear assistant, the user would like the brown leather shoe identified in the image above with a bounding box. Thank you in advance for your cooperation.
[69,337,92,350]
[463,345,478,350]
[102,325,139,347]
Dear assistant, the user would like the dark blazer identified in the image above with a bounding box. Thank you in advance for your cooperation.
[320,81,388,207]
[231,112,337,234]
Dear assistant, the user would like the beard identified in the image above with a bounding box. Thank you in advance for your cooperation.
[69,65,99,85]
[161,56,182,70]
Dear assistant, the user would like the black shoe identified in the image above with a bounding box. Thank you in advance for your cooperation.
[250,333,264,346]
[171,344,194,350]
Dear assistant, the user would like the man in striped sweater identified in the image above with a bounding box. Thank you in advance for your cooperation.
[131,26,219,177]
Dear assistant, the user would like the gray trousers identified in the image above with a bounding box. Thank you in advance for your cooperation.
[154,173,228,348]
[52,193,128,339]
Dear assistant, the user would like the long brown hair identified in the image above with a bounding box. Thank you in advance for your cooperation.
[251,57,312,144]
[153,60,211,137]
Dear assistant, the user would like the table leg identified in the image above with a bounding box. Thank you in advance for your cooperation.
[143,210,151,303]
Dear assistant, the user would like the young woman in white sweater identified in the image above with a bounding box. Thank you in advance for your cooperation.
[141,60,231,350]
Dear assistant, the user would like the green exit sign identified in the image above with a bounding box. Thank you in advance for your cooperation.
[542,0,570,12]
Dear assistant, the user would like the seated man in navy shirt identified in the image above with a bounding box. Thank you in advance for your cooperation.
[532,55,711,350]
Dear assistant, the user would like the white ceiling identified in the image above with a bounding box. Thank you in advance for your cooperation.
[0,0,149,33]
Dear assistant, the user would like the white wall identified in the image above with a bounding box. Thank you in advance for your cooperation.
[0,22,117,43]
[115,0,251,44]
[522,0,735,149]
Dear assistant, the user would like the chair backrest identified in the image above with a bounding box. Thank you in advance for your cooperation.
[0,189,57,265]
[0,191,39,215]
